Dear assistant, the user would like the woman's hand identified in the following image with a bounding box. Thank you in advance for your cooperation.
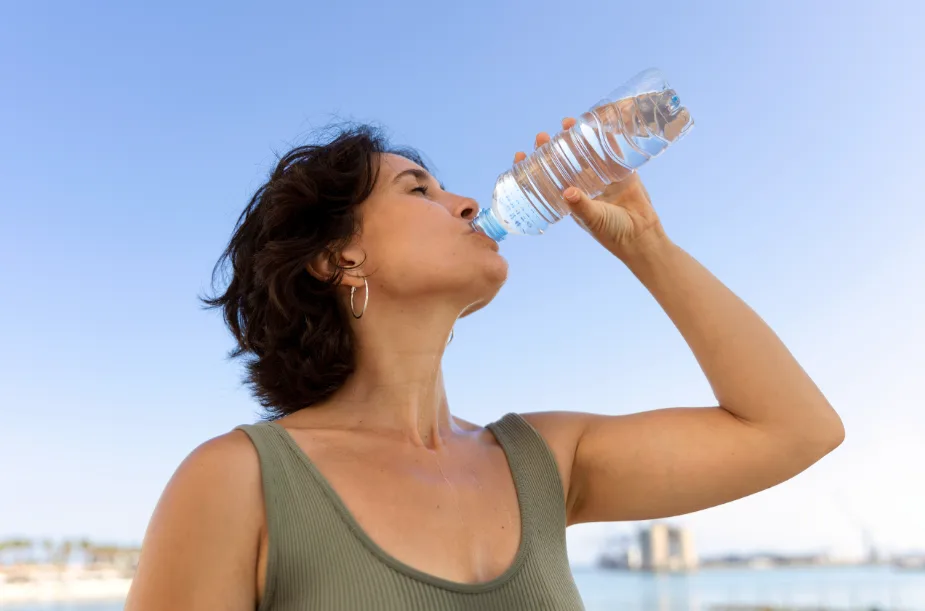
[514,117,669,261]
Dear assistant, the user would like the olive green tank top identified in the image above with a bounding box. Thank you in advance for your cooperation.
[236,413,584,610]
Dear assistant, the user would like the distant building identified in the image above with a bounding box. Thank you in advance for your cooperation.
[598,524,697,572]
[639,523,697,572]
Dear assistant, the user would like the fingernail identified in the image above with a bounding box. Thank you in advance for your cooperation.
[564,188,579,202]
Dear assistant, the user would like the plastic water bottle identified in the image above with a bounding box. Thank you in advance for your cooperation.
[470,68,693,241]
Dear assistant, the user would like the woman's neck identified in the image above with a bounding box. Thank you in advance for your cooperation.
[312,299,461,448]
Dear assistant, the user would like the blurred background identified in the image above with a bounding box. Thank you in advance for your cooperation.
[2,1,923,609]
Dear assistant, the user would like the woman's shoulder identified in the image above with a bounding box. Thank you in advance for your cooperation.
[143,429,266,547]
[126,429,264,609]
[508,412,591,508]
[161,428,265,523]
[189,428,263,474]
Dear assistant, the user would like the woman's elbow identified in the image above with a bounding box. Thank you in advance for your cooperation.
[806,401,845,458]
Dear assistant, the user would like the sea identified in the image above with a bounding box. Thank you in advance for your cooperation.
[2,566,924,610]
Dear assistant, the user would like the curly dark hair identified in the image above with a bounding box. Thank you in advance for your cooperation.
[202,125,430,419]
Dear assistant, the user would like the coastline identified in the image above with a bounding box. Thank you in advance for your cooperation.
[2,563,921,607]
[0,567,131,605]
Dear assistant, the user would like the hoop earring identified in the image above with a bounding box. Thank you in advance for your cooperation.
[446,328,454,346]
[350,278,369,319]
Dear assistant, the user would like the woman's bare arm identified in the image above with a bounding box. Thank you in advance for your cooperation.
[125,431,263,611]
[526,238,844,523]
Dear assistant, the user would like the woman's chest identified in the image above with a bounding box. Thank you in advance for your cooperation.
[296,437,523,585]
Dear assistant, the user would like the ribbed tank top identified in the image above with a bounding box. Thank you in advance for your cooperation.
[236,413,585,610]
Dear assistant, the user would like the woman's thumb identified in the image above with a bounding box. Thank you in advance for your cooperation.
[564,188,600,232]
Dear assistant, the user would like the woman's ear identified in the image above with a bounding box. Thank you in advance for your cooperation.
[306,242,367,289]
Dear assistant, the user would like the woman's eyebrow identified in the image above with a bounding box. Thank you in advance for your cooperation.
[391,168,445,190]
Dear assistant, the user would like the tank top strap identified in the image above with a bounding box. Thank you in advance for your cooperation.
[486,413,569,538]
[236,420,293,467]
[236,421,358,611]
[235,420,350,529]
[235,421,316,508]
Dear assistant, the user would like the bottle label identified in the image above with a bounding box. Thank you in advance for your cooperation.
[494,173,540,235]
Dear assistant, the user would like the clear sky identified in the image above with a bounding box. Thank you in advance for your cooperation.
[2,1,923,565]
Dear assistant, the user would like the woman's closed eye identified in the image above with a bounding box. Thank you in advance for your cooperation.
[411,184,429,196]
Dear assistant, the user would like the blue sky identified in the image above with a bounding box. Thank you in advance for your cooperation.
[2,1,923,563]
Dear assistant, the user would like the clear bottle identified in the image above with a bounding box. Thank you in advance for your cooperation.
[470,68,694,241]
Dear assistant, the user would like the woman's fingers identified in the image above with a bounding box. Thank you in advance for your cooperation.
[515,118,577,164]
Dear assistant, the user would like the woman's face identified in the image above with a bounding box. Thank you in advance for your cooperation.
[348,153,508,316]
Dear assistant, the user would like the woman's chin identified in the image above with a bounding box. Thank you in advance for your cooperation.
[459,262,508,317]
[479,255,509,291]
[488,252,508,276]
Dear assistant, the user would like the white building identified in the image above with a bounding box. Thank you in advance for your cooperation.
[639,523,698,572]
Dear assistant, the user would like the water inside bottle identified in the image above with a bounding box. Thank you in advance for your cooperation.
[484,88,691,238]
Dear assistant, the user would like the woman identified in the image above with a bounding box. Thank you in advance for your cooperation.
[126,118,844,610]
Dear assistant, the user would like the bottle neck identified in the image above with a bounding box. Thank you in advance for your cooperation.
[470,208,508,242]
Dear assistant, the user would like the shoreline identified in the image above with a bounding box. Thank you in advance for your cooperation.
[0,567,131,606]
[2,563,920,606]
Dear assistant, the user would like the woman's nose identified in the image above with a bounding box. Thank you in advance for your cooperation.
[454,197,479,221]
